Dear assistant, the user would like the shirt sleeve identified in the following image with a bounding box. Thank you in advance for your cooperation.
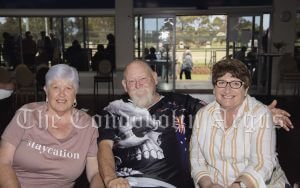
[190,109,210,188]
[184,94,207,116]
[237,110,277,188]
[97,110,118,142]
[87,118,99,157]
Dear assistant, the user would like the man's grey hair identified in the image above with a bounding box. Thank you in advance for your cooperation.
[45,64,79,92]
[123,59,154,80]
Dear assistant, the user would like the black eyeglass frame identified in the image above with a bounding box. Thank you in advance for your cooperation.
[215,80,244,89]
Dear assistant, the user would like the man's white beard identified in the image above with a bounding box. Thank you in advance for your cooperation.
[131,90,154,108]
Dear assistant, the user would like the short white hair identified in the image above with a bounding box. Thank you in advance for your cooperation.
[45,64,79,92]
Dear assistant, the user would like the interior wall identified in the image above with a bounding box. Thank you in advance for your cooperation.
[271,0,297,95]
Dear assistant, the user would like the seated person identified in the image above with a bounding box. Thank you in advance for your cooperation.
[0,82,14,100]
[190,59,290,188]
[66,40,89,71]
[144,47,157,61]
[246,47,258,84]
[234,46,247,63]
[91,44,107,71]
[0,64,103,188]
[97,59,292,188]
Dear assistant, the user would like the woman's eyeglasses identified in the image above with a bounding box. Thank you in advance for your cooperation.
[215,80,244,89]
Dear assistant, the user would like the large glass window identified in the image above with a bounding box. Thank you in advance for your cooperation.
[0,17,20,38]
[63,17,84,48]
[0,16,115,71]
[21,17,49,40]
[135,16,176,91]
[86,17,114,54]
[134,14,270,91]
[0,17,21,66]
[176,15,227,82]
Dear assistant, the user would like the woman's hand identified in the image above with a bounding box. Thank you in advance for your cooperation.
[198,176,224,188]
[268,100,293,131]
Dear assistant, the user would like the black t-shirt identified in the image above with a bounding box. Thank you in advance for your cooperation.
[98,93,206,188]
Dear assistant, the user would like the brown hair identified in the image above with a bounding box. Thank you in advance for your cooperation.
[212,59,251,88]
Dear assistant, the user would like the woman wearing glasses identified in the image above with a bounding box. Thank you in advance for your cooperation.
[190,59,290,188]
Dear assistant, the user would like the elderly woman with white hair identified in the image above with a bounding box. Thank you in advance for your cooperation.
[0,64,103,188]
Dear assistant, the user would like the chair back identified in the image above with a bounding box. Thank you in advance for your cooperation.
[97,59,112,75]
[15,64,35,87]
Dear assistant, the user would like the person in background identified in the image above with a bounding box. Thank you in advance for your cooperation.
[234,46,247,63]
[2,32,16,69]
[144,47,158,72]
[36,31,53,65]
[49,32,62,65]
[142,47,150,60]
[105,33,116,72]
[22,31,37,71]
[0,64,103,188]
[190,59,290,188]
[91,44,107,71]
[246,47,258,84]
[66,40,89,71]
[97,59,292,188]
[180,49,193,80]
[144,47,157,61]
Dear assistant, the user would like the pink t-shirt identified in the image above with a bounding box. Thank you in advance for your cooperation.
[2,102,99,188]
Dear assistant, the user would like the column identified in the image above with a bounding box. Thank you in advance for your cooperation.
[271,0,297,94]
[114,0,134,93]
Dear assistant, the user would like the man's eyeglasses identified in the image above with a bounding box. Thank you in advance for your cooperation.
[126,77,150,87]
[215,80,244,89]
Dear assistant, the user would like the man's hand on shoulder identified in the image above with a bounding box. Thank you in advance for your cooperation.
[268,100,294,131]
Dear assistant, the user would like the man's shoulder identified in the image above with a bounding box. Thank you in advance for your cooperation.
[161,92,198,102]
[161,92,188,100]
[100,96,130,114]
[160,92,206,108]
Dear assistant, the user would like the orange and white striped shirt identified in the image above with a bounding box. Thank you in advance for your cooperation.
[190,95,289,188]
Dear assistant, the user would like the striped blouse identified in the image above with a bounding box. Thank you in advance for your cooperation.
[190,95,289,188]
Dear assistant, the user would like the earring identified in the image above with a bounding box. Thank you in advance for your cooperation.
[73,100,77,108]
[46,98,48,104]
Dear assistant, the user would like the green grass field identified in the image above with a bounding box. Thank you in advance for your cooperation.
[192,74,211,80]
[177,73,211,81]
